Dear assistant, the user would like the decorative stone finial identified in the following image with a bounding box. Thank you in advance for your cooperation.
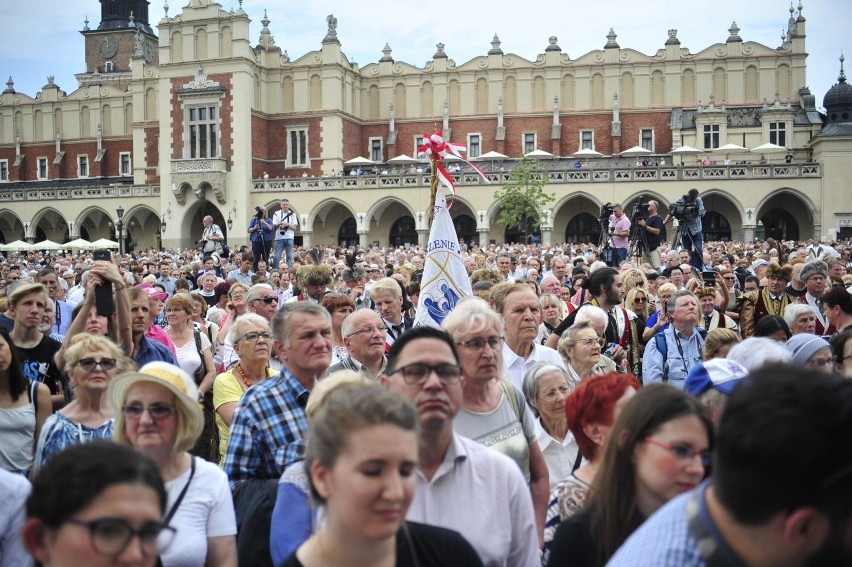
[164,1,169,18]
[47,75,55,85]
[797,1,805,21]
[605,28,619,49]
[789,2,795,15]
[727,22,742,42]
[434,42,447,58]
[665,29,680,45]
[282,50,290,63]
[83,15,90,31]
[380,43,393,62]
[489,34,503,55]
[4,76,15,94]
[129,11,134,26]
[262,9,270,29]
[840,53,847,85]
[545,36,560,52]
[323,14,339,43]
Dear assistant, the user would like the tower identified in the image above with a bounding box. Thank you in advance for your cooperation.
[78,0,158,89]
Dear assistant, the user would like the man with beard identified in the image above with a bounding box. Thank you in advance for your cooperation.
[797,260,835,336]
[493,283,564,389]
[285,264,332,304]
[546,267,631,371]
[738,261,796,338]
[608,365,852,567]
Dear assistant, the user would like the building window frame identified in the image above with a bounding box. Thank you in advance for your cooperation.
[769,122,787,147]
[119,152,131,176]
[414,135,424,157]
[37,157,48,180]
[467,133,482,158]
[185,104,220,159]
[523,132,537,155]
[285,125,310,168]
[703,124,720,150]
[0,159,8,182]
[77,155,89,178]
[580,130,594,150]
[640,128,654,152]
[369,137,384,163]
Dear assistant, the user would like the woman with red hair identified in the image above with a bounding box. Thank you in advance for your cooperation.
[543,372,640,557]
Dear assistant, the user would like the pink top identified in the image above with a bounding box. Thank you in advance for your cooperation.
[145,324,177,356]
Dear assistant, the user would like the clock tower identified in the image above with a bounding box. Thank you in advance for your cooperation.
[79,0,158,89]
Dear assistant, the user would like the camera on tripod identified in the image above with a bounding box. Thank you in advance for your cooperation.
[600,202,615,220]
[669,194,695,220]
[631,196,650,221]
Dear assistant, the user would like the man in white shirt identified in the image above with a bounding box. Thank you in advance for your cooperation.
[382,326,539,567]
[272,198,298,269]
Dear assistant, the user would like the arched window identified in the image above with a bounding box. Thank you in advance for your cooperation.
[702,211,732,241]
[452,214,477,245]
[389,216,417,246]
[338,217,358,247]
[565,213,602,244]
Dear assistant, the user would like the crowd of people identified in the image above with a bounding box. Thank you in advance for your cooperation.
[1,217,851,566]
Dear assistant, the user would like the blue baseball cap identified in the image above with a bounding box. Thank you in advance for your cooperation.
[685,359,749,397]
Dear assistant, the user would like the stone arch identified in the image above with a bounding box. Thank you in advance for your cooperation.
[697,191,743,242]
[171,31,183,63]
[532,76,546,111]
[30,207,69,242]
[309,198,357,246]
[448,79,461,115]
[447,197,477,245]
[282,76,294,113]
[713,67,727,102]
[504,76,517,112]
[339,217,358,247]
[744,65,759,102]
[195,28,208,60]
[591,73,604,109]
[75,206,118,242]
[553,193,602,244]
[622,191,673,224]
[389,216,417,246]
[650,70,664,106]
[220,25,233,58]
[393,82,406,117]
[475,77,488,115]
[310,75,323,111]
[145,87,156,120]
[120,205,160,251]
[561,75,575,109]
[0,210,26,244]
[365,197,417,246]
[755,189,815,241]
[682,68,696,105]
[182,200,227,248]
[421,81,433,116]
[776,64,791,101]
[620,72,634,108]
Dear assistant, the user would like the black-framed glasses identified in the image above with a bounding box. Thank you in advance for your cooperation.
[347,324,387,338]
[633,297,647,303]
[76,358,118,372]
[644,437,711,468]
[805,356,836,368]
[456,336,504,350]
[388,363,462,385]
[121,405,176,421]
[236,331,272,343]
[251,295,277,304]
[64,517,176,557]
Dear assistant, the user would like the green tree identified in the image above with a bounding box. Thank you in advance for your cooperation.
[493,157,555,243]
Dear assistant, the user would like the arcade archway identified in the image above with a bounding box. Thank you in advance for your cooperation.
[756,191,813,241]
[389,216,417,246]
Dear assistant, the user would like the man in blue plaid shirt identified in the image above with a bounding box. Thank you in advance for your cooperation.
[607,366,852,567]
[664,188,705,272]
[223,302,332,489]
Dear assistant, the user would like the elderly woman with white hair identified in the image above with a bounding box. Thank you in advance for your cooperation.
[783,303,818,335]
[110,362,237,567]
[522,362,580,491]
[726,337,793,372]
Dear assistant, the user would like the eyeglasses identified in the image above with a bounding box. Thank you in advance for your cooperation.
[805,356,836,368]
[456,336,504,350]
[347,325,387,338]
[723,276,735,281]
[388,363,462,385]
[251,295,277,304]
[229,291,245,298]
[576,337,605,348]
[121,404,177,421]
[76,358,118,372]
[633,297,647,303]
[65,517,176,558]
[644,437,711,468]
[236,331,272,343]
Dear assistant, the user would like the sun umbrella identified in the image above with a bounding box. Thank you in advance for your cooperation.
[571,148,604,158]
[620,145,652,157]
[670,145,703,164]
[343,156,375,166]
[31,239,63,251]
[1,240,31,251]
[715,143,747,152]
[64,238,94,250]
[387,154,419,165]
[90,238,120,249]
[479,150,509,160]
[524,149,554,158]
[750,142,787,153]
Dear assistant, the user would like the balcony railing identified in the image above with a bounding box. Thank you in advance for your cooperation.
[251,163,821,192]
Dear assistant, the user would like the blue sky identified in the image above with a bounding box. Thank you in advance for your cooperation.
[1,0,849,108]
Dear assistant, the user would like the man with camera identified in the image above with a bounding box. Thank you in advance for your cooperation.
[248,205,275,273]
[200,215,225,256]
[636,200,666,268]
[608,203,631,267]
[664,188,705,271]
[272,198,298,270]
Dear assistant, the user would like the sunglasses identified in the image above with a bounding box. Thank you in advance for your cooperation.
[76,358,118,372]
[121,404,176,421]
[633,297,647,303]
[251,295,277,304]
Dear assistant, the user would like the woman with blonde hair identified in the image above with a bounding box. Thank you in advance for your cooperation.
[620,269,648,296]
[35,333,124,471]
[703,328,741,360]
[539,293,566,345]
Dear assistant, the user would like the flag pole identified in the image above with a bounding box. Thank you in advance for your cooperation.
[427,154,439,230]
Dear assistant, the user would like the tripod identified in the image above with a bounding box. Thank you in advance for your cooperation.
[628,215,651,265]
[597,216,615,267]
[672,218,698,262]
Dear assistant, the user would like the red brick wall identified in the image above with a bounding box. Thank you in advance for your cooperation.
[253,116,324,177]
[169,74,233,164]
[144,126,159,184]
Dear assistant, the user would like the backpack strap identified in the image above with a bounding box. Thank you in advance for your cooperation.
[499,379,523,422]
[28,380,38,414]
[654,332,669,383]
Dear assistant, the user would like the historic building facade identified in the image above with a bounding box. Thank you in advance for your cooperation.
[1,0,850,251]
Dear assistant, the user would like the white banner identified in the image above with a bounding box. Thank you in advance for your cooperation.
[415,188,472,328]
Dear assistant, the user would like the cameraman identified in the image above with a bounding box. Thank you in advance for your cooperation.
[272,197,298,269]
[248,206,274,272]
[636,200,665,268]
[664,188,705,271]
[608,203,631,267]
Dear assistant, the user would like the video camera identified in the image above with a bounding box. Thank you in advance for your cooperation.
[631,196,650,220]
[600,202,615,220]
[669,194,696,220]
[255,206,265,219]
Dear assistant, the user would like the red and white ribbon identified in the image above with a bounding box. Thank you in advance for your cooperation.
[417,130,489,195]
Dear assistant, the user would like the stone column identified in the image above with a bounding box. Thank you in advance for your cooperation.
[742,225,756,241]
[417,228,428,248]
[301,230,312,249]
[478,228,490,247]
[358,230,369,249]
[541,226,554,245]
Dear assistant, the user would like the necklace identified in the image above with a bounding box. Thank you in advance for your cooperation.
[236,363,268,388]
